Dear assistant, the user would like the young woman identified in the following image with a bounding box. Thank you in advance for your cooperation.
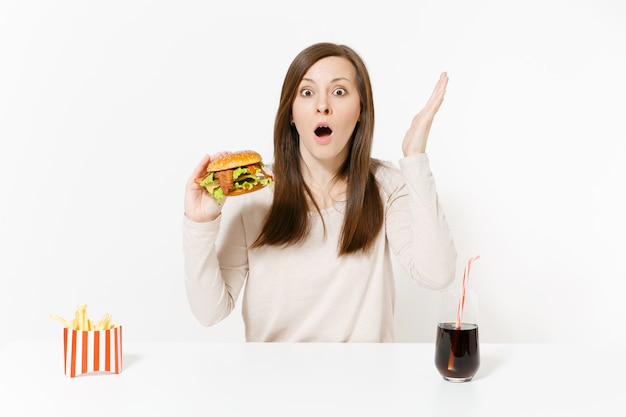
[183,42,456,342]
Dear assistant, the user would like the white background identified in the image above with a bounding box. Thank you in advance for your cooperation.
[1,0,624,347]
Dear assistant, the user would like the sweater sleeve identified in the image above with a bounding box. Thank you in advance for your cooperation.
[182,214,247,326]
[385,153,457,289]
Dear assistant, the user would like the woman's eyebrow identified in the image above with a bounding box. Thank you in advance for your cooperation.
[301,77,352,84]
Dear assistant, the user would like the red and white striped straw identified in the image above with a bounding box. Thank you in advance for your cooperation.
[455,255,480,329]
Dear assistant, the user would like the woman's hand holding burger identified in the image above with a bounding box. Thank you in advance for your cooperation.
[185,150,274,223]
[185,152,228,222]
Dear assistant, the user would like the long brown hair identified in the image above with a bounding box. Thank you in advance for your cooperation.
[253,43,383,255]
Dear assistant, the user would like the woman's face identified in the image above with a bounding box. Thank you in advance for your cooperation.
[291,56,361,171]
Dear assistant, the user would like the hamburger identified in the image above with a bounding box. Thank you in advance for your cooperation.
[195,150,273,204]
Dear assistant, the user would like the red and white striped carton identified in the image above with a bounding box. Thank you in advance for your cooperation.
[63,326,122,377]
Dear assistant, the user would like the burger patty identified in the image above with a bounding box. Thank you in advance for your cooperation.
[215,169,234,194]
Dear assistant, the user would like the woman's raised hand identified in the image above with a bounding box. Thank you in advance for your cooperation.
[402,72,449,156]
[184,152,228,222]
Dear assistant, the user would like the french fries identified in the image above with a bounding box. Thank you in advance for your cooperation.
[50,304,118,331]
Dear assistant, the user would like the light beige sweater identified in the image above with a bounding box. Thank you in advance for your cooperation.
[183,153,456,342]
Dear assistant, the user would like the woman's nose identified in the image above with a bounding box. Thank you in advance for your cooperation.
[316,103,330,115]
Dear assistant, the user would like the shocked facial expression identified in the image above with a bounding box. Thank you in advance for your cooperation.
[291,56,361,170]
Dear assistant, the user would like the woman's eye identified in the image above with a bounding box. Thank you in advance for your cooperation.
[333,88,347,96]
[300,88,314,97]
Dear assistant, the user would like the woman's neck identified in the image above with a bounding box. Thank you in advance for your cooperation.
[301,161,347,210]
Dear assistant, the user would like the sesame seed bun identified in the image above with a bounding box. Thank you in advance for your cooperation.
[207,150,262,172]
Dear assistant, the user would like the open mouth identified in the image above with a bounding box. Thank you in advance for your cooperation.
[315,125,332,137]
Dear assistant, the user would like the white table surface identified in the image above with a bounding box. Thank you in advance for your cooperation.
[0,340,622,417]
